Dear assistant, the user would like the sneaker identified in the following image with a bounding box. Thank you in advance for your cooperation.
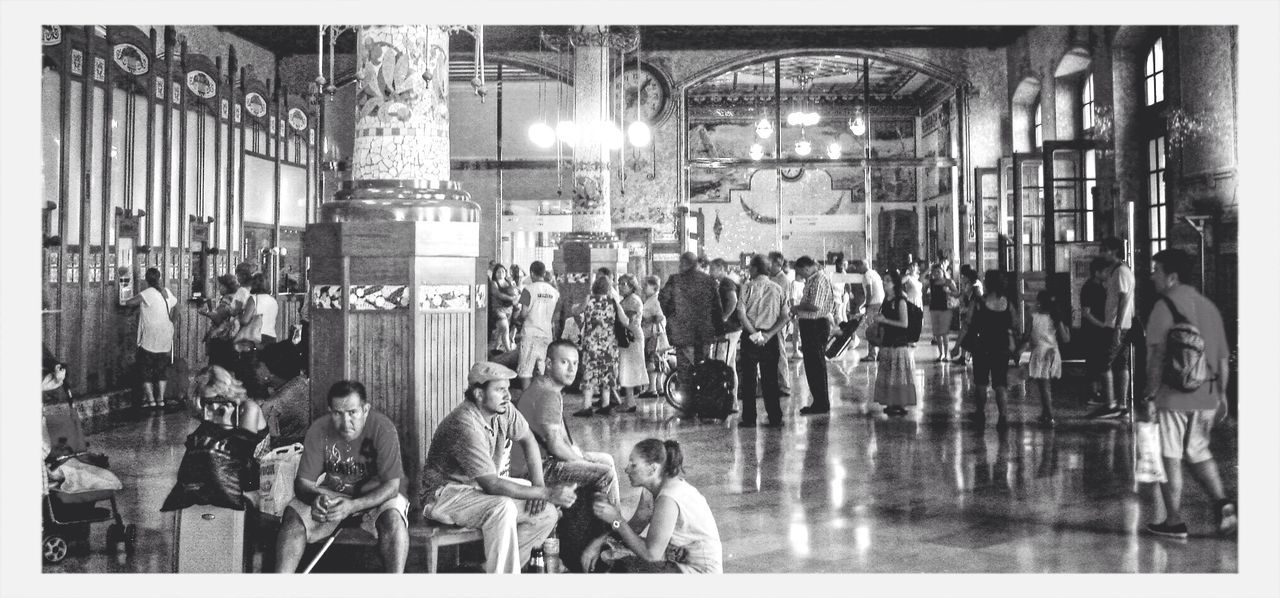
[638,391,658,399]
[799,406,829,415]
[1086,405,1123,419]
[738,421,757,428]
[595,405,615,416]
[1216,500,1238,536]
[571,407,596,418]
[1145,521,1189,539]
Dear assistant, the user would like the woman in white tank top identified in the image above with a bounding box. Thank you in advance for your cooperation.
[245,273,279,344]
[587,439,723,573]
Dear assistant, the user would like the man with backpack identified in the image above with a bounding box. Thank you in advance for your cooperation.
[791,256,836,415]
[659,252,724,403]
[1142,249,1236,539]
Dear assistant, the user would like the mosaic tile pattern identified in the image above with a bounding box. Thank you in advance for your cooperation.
[352,26,450,181]
[418,284,471,312]
[310,284,343,309]
[349,285,410,310]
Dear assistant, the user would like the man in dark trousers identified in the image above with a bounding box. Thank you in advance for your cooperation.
[736,255,790,427]
[791,256,836,415]
[658,252,724,399]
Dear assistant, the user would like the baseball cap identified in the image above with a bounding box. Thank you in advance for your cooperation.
[467,362,518,386]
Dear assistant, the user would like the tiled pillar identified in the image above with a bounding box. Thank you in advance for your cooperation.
[555,27,629,304]
[306,25,480,502]
[351,25,450,181]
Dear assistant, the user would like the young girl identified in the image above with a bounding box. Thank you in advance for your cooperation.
[1021,291,1071,428]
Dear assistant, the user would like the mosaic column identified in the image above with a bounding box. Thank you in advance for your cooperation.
[306,25,481,501]
[352,25,449,181]
[555,26,631,304]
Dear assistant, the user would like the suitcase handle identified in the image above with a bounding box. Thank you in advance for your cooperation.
[202,513,216,521]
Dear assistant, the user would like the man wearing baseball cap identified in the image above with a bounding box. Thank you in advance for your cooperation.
[419,361,578,573]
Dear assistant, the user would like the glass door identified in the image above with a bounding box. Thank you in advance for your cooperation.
[973,167,999,273]
[1043,140,1099,273]
[1010,152,1043,324]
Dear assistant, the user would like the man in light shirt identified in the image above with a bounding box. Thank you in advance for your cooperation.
[853,260,884,362]
[791,256,835,415]
[767,251,794,396]
[736,255,790,428]
[1088,237,1136,419]
[516,261,561,388]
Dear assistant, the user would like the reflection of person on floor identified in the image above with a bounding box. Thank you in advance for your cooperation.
[275,380,409,573]
[585,439,723,573]
[419,362,577,573]
[511,340,621,571]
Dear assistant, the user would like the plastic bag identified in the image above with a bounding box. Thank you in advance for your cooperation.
[1135,421,1167,484]
[160,420,266,511]
[256,443,302,517]
[54,457,123,494]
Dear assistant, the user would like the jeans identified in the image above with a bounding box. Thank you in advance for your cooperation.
[798,319,831,409]
[738,334,782,424]
[422,478,559,573]
[544,451,619,572]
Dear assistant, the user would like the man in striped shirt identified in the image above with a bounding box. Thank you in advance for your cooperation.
[736,255,790,427]
[791,256,835,415]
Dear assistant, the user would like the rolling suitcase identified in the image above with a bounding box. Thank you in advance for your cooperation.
[825,315,864,360]
[690,339,736,420]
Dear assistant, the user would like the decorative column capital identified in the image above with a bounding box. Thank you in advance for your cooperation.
[540,26,639,53]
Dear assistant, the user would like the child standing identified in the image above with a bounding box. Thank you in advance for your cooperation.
[1022,291,1071,428]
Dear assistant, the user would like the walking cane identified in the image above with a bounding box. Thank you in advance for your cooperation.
[301,508,368,574]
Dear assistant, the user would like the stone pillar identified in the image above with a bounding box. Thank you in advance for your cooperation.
[305,25,480,503]
[554,26,629,307]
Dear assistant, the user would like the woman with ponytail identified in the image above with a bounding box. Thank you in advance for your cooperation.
[585,439,722,573]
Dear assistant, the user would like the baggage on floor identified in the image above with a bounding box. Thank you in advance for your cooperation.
[825,315,863,360]
[691,339,735,420]
[173,504,247,572]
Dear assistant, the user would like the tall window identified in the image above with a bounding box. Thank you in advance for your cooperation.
[1144,37,1165,106]
[1084,149,1097,241]
[1033,102,1043,148]
[1147,136,1167,254]
[1081,73,1095,131]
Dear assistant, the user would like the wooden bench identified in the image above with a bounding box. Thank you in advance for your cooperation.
[335,518,483,573]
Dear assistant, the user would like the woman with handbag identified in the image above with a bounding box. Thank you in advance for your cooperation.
[571,276,629,417]
[954,270,1019,429]
[231,274,270,398]
[584,439,722,573]
[125,267,178,409]
[198,274,244,370]
[616,274,647,413]
[872,269,919,417]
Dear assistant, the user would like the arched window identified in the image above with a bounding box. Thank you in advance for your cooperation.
[1080,73,1095,132]
[1144,37,1165,106]
[1033,101,1043,148]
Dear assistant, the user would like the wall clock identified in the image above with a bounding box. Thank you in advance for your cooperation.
[780,167,804,182]
[618,62,673,126]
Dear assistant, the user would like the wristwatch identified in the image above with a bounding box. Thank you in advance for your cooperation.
[611,519,622,530]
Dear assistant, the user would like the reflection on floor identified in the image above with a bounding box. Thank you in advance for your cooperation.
[44,343,1238,574]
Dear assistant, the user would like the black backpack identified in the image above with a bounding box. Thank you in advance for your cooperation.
[904,300,924,343]
[690,340,736,419]
[1160,296,1209,392]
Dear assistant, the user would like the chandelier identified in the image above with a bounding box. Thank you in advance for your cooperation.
[527,27,651,151]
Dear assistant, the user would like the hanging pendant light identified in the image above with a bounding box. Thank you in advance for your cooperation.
[529,122,556,148]
[756,116,774,139]
[826,141,842,160]
[848,106,866,137]
[794,131,812,157]
[627,121,651,147]
[749,143,764,161]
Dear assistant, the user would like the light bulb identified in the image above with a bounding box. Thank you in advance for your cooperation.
[794,139,812,156]
[804,112,821,127]
[827,142,842,160]
[556,121,577,147]
[755,117,773,139]
[749,143,764,161]
[849,115,866,136]
[627,121,652,147]
[786,112,802,127]
[529,122,556,148]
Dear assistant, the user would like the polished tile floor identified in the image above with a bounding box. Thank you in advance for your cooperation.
[44,340,1238,574]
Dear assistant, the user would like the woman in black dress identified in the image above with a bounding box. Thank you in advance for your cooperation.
[954,270,1019,429]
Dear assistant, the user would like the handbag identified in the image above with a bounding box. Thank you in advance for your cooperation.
[1135,421,1168,484]
[613,318,634,348]
[864,320,885,346]
[233,315,263,350]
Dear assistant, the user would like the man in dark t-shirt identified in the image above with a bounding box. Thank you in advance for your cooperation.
[1080,257,1110,401]
[275,380,409,573]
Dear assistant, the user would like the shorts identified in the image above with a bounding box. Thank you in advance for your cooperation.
[517,334,552,377]
[135,347,170,382]
[971,352,1010,388]
[1102,327,1132,373]
[285,493,409,543]
[1157,409,1216,463]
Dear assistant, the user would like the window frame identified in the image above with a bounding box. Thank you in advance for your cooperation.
[1146,136,1168,255]
[1080,72,1095,133]
[1033,101,1043,148]
[1144,37,1165,106]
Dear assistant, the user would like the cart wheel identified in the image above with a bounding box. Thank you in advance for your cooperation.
[123,524,137,554]
[664,373,690,413]
[106,523,122,548]
[43,534,69,564]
